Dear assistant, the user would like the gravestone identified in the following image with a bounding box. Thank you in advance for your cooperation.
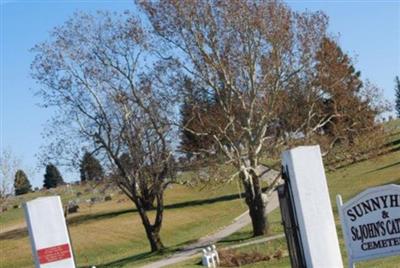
[24,196,76,268]
[337,184,400,267]
[67,200,79,214]
[281,145,343,267]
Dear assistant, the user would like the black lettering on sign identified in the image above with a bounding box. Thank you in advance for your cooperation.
[346,194,400,221]
[348,209,357,222]
[379,195,388,209]
[371,197,381,210]
[351,227,360,241]
[361,237,400,251]
[390,195,399,208]
[351,219,400,243]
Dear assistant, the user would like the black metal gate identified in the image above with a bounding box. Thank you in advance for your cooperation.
[277,165,307,268]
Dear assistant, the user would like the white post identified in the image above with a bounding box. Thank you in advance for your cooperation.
[337,195,355,268]
[212,244,220,264]
[24,196,76,268]
[207,246,216,268]
[282,145,343,268]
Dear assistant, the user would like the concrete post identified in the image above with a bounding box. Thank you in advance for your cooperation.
[282,145,343,268]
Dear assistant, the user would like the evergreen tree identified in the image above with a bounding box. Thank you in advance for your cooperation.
[395,76,400,118]
[43,164,64,189]
[14,170,32,195]
[79,152,104,182]
[180,77,215,156]
[315,37,377,144]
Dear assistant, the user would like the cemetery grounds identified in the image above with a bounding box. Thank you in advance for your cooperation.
[0,120,399,267]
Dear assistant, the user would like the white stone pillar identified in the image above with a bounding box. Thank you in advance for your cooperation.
[24,196,76,268]
[282,145,343,268]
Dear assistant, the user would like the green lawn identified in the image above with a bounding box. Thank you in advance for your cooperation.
[0,181,249,268]
[165,146,400,268]
[1,148,398,267]
[1,120,399,268]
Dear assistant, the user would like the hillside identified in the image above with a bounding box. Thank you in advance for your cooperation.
[0,120,399,268]
[0,179,251,267]
[168,119,400,267]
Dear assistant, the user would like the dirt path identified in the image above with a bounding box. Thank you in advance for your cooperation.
[141,168,281,268]
[226,233,285,250]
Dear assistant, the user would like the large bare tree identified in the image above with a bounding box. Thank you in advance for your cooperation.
[140,0,385,236]
[31,11,175,252]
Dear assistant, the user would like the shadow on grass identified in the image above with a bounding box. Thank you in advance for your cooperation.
[83,248,179,268]
[218,230,253,244]
[0,191,245,240]
[385,135,400,146]
[363,161,400,175]
[68,191,244,227]
[0,227,28,240]
[80,251,154,268]
[67,208,136,227]
[333,140,400,171]
[385,137,400,150]
[218,220,282,245]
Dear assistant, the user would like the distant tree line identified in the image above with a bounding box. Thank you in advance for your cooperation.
[7,153,105,196]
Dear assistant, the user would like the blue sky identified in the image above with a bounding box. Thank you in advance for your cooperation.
[1,0,399,187]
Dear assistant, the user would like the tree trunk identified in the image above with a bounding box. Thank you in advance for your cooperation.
[135,199,165,252]
[248,192,268,236]
[144,225,164,252]
[241,170,268,236]
[140,196,155,210]
[139,182,156,210]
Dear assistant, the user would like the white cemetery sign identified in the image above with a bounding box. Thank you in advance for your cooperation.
[337,184,400,267]
[282,145,343,267]
[24,196,76,268]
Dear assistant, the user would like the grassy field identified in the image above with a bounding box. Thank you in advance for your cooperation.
[0,180,251,268]
[171,136,400,267]
[165,146,400,268]
[1,120,399,267]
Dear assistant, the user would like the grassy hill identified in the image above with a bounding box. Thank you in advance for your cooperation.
[0,119,399,267]
[170,119,400,268]
[0,180,250,267]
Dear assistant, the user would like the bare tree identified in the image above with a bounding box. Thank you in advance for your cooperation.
[140,0,385,236]
[0,148,21,208]
[31,11,176,252]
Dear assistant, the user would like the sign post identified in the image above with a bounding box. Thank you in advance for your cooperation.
[281,145,343,268]
[24,196,76,268]
[337,184,400,267]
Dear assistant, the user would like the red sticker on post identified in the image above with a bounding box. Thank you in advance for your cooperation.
[37,243,71,264]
